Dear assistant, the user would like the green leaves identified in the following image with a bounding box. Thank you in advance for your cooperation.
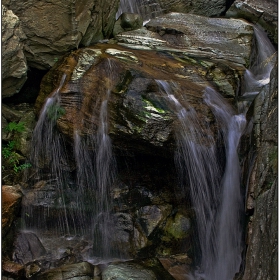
[2,122,32,173]
[5,121,26,133]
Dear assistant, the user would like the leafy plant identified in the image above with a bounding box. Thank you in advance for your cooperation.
[2,122,32,173]
[47,104,66,121]
[5,121,26,133]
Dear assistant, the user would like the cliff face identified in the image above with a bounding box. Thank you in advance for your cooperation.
[241,62,278,280]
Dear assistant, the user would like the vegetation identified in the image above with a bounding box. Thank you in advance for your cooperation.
[2,121,32,173]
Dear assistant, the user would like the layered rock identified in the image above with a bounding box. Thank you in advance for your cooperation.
[226,0,278,45]
[242,63,278,279]
[35,43,223,153]
[116,13,254,67]
[2,5,28,98]
[2,0,119,69]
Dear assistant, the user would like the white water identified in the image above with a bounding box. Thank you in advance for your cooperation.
[241,25,276,111]
[157,80,246,280]
[116,0,162,22]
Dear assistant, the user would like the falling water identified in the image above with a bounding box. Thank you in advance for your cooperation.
[241,25,276,110]
[25,60,119,261]
[203,87,246,280]
[116,0,162,22]
[157,80,246,280]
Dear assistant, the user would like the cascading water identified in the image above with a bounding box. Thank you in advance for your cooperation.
[157,80,246,279]
[115,0,162,22]
[240,25,276,111]
[23,63,119,263]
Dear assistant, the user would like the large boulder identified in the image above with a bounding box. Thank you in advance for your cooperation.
[116,13,254,68]
[2,0,119,70]
[2,5,28,98]
[102,258,175,280]
[241,62,278,279]
[226,0,278,45]
[35,43,225,154]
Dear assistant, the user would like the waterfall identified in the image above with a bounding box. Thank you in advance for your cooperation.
[25,64,118,261]
[203,87,246,280]
[240,25,276,111]
[157,80,246,280]
[115,0,162,22]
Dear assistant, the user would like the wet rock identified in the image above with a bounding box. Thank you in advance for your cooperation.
[117,13,254,67]
[34,43,233,156]
[3,0,119,69]
[2,260,25,279]
[102,258,175,280]
[2,5,27,98]
[241,63,278,279]
[2,185,23,258]
[113,13,144,36]
[13,231,47,264]
[25,261,42,278]
[2,185,23,237]
[226,0,278,44]
[157,0,228,17]
[36,261,95,280]
[159,254,192,280]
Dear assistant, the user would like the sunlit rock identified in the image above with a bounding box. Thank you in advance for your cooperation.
[117,13,254,67]
[2,5,27,97]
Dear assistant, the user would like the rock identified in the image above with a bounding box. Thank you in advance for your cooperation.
[34,42,243,158]
[102,258,175,280]
[3,0,119,69]
[157,0,228,17]
[36,261,95,280]
[2,260,25,279]
[80,0,120,46]
[159,254,192,280]
[2,185,23,259]
[13,231,47,264]
[2,185,22,238]
[113,12,144,36]
[2,5,27,98]
[226,0,278,44]
[241,62,277,279]
[117,13,254,67]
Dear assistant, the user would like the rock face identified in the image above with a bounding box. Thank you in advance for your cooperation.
[157,0,228,17]
[102,258,175,280]
[35,43,222,152]
[241,63,278,279]
[226,0,278,45]
[2,0,119,69]
[116,13,254,67]
[2,185,23,258]
[2,5,28,98]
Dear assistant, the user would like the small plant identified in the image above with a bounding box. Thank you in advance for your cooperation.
[2,122,32,173]
[5,121,26,133]
[47,104,66,121]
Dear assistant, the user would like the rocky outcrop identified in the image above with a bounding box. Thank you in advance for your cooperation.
[157,0,228,17]
[242,63,278,279]
[226,0,278,45]
[102,258,175,280]
[2,0,119,70]
[36,262,95,280]
[35,43,223,152]
[2,5,28,98]
[2,185,23,258]
[116,13,254,67]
